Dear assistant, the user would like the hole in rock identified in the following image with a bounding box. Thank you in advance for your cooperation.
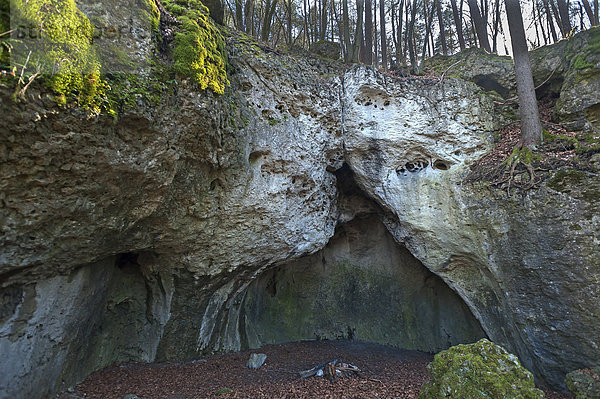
[473,75,510,98]
[240,166,486,353]
[433,160,450,170]
[116,252,140,269]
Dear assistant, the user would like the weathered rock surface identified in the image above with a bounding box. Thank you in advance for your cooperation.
[0,27,599,399]
[419,338,545,399]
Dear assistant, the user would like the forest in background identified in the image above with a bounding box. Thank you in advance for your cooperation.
[225,0,599,72]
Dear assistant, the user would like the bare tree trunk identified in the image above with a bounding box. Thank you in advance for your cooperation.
[352,0,364,62]
[450,0,466,50]
[391,0,398,66]
[304,0,309,45]
[408,0,419,73]
[421,0,435,63]
[581,0,595,26]
[380,0,387,69]
[286,0,293,44]
[374,0,379,67]
[436,0,448,55]
[342,0,351,61]
[244,0,255,36]
[320,0,328,40]
[542,0,558,42]
[261,0,279,41]
[557,0,571,36]
[537,0,548,45]
[533,1,541,46]
[235,0,245,31]
[491,0,501,52]
[365,0,373,64]
[468,0,491,51]
[403,0,410,64]
[595,0,600,25]
[505,0,542,148]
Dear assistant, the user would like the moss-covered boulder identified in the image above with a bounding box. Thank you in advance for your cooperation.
[310,40,341,60]
[566,366,600,399]
[419,339,545,399]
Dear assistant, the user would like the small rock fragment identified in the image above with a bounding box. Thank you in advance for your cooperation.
[246,353,267,369]
[123,395,141,399]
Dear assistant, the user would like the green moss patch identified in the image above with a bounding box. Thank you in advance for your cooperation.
[161,0,228,94]
[419,339,544,399]
[6,0,109,111]
[0,0,9,69]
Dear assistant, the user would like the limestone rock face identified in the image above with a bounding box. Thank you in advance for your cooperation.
[1,28,599,399]
[343,66,600,388]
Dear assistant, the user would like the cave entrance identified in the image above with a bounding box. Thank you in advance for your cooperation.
[240,166,486,353]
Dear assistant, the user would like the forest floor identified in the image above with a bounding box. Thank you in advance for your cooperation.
[54,340,572,399]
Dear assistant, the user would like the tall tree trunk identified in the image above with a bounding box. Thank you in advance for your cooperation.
[365,0,373,64]
[491,0,501,52]
[408,0,419,73]
[505,0,542,148]
[557,0,571,36]
[235,0,245,31]
[320,0,328,40]
[244,0,255,36]
[581,0,595,26]
[261,0,279,41]
[450,0,466,50]
[436,0,448,55]
[533,1,541,47]
[342,0,351,61]
[380,0,387,69]
[421,0,435,63]
[595,0,599,25]
[304,0,309,45]
[286,0,293,44]
[542,0,558,42]
[468,0,491,51]
[352,0,364,62]
[374,0,379,67]
[537,0,548,45]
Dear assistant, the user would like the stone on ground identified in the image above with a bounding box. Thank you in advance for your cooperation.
[419,339,544,399]
[566,365,600,399]
[246,353,267,369]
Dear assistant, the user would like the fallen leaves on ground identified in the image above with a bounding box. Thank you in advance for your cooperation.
[54,340,572,399]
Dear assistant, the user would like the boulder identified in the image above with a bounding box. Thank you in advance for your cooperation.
[310,40,341,60]
[419,339,544,399]
[566,366,600,399]
[246,353,267,369]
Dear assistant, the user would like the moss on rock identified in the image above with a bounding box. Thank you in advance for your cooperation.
[0,0,9,69]
[9,0,106,110]
[419,339,544,399]
[161,0,228,94]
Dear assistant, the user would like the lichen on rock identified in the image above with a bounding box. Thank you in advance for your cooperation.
[419,339,545,399]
